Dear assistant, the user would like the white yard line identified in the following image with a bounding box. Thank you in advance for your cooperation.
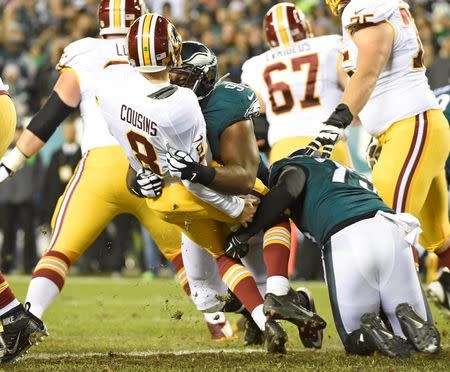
[23,347,344,360]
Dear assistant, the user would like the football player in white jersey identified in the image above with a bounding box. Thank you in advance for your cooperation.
[0,0,233,344]
[0,80,48,363]
[241,2,352,166]
[97,13,323,354]
[307,0,450,269]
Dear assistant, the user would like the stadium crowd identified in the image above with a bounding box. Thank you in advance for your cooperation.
[0,0,449,275]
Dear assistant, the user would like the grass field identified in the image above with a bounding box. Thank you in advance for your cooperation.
[2,275,449,371]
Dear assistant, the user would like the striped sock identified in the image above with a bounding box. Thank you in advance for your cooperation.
[216,255,263,314]
[171,253,190,296]
[263,220,291,278]
[0,273,19,316]
[32,250,70,290]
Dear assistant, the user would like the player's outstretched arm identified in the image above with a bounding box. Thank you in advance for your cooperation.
[234,165,306,242]
[0,72,79,181]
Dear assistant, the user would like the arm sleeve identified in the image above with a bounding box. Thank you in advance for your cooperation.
[182,180,245,218]
[235,165,307,241]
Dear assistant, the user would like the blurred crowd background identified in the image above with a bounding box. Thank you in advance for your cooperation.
[0,0,449,276]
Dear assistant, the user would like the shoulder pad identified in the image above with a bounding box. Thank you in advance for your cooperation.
[215,82,260,119]
[148,85,178,99]
[57,38,98,70]
[342,0,396,31]
[241,56,261,84]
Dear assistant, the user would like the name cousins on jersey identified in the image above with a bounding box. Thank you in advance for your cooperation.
[120,104,157,136]
[264,42,311,62]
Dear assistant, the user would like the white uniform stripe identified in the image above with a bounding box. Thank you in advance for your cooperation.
[35,263,67,277]
[149,15,158,66]
[109,0,115,29]
[38,258,68,272]
[137,16,145,67]
[265,228,290,238]
[48,153,88,251]
[120,0,126,28]
[395,113,425,212]
[222,266,242,285]
[264,236,291,246]
[228,269,251,290]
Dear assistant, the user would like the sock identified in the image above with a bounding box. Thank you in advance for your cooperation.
[437,247,450,270]
[25,277,60,319]
[32,250,70,290]
[263,220,291,279]
[171,253,191,296]
[0,273,19,315]
[204,312,226,324]
[216,255,263,315]
[251,304,266,331]
[266,276,290,296]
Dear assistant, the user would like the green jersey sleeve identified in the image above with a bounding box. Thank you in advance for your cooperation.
[200,82,260,162]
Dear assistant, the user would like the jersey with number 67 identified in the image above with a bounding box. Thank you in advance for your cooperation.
[241,35,343,146]
[269,155,392,246]
[57,37,129,153]
[341,0,440,137]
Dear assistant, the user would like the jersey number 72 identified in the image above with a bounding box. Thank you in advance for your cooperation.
[263,53,321,114]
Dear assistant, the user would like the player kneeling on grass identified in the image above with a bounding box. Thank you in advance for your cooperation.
[225,150,440,358]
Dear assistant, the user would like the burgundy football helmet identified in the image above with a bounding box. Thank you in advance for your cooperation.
[264,3,313,48]
[98,0,142,36]
[127,13,182,73]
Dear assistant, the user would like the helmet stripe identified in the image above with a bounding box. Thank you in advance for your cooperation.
[137,15,146,67]
[275,6,289,46]
[148,14,158,66]
[119,0,126,28]
[114,0,121,28]
[142,14,153,66]
[282,5,294,44]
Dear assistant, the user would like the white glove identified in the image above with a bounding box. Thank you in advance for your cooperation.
[0,163,12,184]
[166,148,196,180]
[366,137,381,169]
[132,168,163,198]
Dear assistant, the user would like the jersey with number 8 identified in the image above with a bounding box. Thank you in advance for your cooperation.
[241,35,343,146]
[341,0,440,136]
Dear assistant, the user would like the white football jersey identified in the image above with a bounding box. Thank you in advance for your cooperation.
[96,64,206,174]
[57,37,129,153]
[341,0,440,136]
[97,64,245,219]
[0,77,8,91]
[241,35,343,146]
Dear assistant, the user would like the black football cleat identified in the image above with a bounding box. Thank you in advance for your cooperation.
[264,288,326,330]
[427,267,450,314]
[0,303,48,363]
[296,287,323,349]
[265,319,287,354]
[395,303,440,354]
[243,316,265,346]
[360,312,414,358]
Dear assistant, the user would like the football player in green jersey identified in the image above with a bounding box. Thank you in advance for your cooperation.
[164,41,326,351]
[225,151,440,358]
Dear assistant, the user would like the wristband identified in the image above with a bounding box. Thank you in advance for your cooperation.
[2,147,28,173]
[194,164,216,186]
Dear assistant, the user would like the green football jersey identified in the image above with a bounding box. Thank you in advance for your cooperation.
[200,81,259,162]
[270,155,393,246]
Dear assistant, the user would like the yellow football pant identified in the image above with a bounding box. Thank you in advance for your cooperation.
[269,136,353,166]
[0,93,16,157]
[373,109,450,252]
[48,146,181,263]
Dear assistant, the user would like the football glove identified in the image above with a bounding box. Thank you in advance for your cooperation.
[0,163,13,184]
[366,137,381,169]
[131,168,163,198]
[224,234,249,260]
[305,103,353,157]
[166,148,215,185]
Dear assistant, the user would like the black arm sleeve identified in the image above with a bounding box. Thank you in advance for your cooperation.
[235,165,307,241]
[27,91,76,142]
[257,154,269,187]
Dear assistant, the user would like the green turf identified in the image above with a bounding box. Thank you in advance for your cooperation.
[3,275,449,371]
